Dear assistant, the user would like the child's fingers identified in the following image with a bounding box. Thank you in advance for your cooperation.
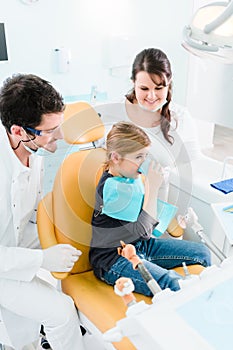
[148,159,157,171]
[151,162,163,176]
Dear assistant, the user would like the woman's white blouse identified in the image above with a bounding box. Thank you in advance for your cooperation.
[95,100,202,167]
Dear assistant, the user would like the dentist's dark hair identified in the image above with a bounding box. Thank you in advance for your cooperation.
[0,73,64,133]
[126,48,174,144]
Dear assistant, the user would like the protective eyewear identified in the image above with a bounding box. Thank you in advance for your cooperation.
[23,125,61,137]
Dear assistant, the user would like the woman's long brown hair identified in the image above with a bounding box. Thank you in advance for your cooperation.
[126,48,175,145]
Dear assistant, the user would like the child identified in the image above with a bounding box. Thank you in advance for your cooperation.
[89,122,211,296]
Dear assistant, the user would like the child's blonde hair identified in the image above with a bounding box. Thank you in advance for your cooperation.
[104,121,151,170]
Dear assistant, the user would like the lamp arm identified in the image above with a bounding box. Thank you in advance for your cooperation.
[204,1,233,33]
[183,26,218,52]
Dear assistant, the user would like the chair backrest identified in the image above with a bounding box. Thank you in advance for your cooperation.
[49,102,106,273]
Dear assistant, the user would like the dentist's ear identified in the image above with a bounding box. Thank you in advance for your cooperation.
[10,125,24,136]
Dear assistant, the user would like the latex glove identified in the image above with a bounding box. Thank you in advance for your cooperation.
[42,244,82,272]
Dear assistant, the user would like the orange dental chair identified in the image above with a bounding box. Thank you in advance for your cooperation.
[37,101,204,350]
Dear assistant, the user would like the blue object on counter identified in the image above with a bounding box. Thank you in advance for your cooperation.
[223,204,233,213]
[210,178,233,194]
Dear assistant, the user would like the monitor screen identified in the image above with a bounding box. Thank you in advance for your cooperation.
[0,23,8,61]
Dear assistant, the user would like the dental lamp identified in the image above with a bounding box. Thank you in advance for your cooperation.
[183,1,233,63]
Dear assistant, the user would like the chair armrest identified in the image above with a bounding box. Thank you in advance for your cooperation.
[37,192,69,280]
[167,218,184,238]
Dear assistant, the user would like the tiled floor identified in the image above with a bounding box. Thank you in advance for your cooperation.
[202,125,233,163]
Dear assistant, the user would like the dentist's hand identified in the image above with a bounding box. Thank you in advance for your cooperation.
[42,244,82,272]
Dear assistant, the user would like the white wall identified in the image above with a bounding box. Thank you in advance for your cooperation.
[0,0,193,103]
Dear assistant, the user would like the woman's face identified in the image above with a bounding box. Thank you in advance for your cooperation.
[134,71,169,112]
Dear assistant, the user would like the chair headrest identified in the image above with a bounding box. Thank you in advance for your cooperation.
[62,101,105,144]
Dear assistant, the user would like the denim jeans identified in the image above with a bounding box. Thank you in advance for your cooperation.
[102,238,211,296]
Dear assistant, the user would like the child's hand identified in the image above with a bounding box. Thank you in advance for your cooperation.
[142,160,164,218]
[146,160,163,193]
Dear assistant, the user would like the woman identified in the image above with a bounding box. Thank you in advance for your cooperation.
[96,48,201,168]
[95,48,202,211]
[90,122,211,296]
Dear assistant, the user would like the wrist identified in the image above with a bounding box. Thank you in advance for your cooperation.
[34,249,44,269]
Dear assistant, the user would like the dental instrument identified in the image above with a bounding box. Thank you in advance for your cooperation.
[178,207,226,262]
[118,240,162,295]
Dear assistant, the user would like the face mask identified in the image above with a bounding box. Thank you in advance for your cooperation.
[21,129,53,157]
[35,147,53,157]
[22,141,53,157]
[21,129,40,154]
[22,143,38,154]
[138,99,167,113]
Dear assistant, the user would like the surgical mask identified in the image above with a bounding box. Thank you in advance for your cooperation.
[21,129,40,154]
[22,141,53,157]
[21,129,53,157]
[35,147,53,157]
[138,99,167,113]
[22,143,37,154]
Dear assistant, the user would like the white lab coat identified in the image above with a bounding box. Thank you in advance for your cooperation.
[0,122,44,348]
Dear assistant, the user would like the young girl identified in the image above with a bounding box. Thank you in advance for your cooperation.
[89,122,211,296]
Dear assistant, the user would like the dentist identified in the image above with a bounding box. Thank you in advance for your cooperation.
[0,74,84,350]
